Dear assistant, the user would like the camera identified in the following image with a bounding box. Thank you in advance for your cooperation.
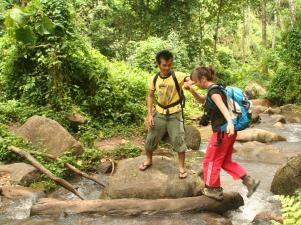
[199,114,210,126]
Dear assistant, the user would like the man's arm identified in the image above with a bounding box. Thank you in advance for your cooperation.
[146,89,155,127]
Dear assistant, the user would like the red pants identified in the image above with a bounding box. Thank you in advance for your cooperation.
[203,131,246,187]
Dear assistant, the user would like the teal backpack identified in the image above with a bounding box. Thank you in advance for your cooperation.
[206,84,252,132]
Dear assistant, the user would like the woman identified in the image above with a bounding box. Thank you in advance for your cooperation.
[184,65,260,201]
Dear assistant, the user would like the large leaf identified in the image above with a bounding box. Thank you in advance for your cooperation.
[36,16,55,35]
[6,8,26,27]
[15,26,36,44]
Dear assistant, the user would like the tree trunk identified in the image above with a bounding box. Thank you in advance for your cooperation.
[272,2,278,49]
[288,0,296,27]
[213,0,224,60]
[261,0,267,49]
[31,192,244,216]
[261,0,268,74]
[242,0,247,61]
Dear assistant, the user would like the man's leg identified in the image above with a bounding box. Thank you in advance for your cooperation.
[140,112,167,170]
[178,151,186,174]
[167,112,187,178]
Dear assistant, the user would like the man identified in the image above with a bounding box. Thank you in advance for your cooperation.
[139,50,190,179]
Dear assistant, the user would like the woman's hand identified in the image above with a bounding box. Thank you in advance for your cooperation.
[226,122,235,136]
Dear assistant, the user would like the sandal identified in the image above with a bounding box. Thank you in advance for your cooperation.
[178,171,188,179]
[139,163,152,171]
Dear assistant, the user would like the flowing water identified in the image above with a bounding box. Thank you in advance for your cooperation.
[1,114,300,225]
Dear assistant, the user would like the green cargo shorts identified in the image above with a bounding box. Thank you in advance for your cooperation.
[144,111,187,153]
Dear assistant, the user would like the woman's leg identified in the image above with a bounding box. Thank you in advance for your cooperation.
[221,132,246,180]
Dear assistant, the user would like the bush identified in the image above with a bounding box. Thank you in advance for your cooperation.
[273,190,301,225]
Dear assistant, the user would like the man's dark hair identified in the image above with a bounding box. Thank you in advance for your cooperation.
[156,50,173,65]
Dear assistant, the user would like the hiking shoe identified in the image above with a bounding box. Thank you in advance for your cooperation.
[203,186,224,201]
[242,175,261,198]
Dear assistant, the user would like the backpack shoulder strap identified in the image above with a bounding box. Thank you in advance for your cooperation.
[171,71,182,99]
[153,72,160,91]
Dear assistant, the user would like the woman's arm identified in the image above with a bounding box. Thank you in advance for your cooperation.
[211,93,235,136]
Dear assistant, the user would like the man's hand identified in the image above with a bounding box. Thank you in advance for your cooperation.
[147,114,155,128]
[183,81,194,91]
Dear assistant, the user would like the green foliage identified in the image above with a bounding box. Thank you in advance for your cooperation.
[127,32,190,73]
[109,143,142,160]
[268,19,301,105]
[272,190,301,225]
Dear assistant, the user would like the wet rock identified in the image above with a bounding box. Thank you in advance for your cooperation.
[252,211,283,225]
[234,142,286,164]
[270,114,286,124]
[199,212,233,225]
[101,155,203,199]
[264,107,281,115]
[287,116,301,123]
[271,155,301,195]
[237,128,286,143]
[0,186,45,220]
[0,186,45,200]
[273,122,284,129]
[0,163,40,186]
[251,113,261,124]
[280,104,295,112]
[251,99,272,107]
[251,105,268,114]
[15,115,83,157]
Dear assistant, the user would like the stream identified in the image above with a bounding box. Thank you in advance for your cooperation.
[1,113,301,225]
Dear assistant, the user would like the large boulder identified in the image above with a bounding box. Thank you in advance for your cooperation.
[163,125,201,151]
[245,82,267,99]
[16,115,83,157]
[234,142,286,164]
[271,155,301,195]
[237,129,286,143]
[101,156,203,199]
[0,163,40,186]
[184,125,201,150]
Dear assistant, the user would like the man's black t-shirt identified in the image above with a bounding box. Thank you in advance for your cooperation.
[205,87,228,132]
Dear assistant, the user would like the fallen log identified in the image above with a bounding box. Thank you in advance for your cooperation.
[31,192,243,216]
[8,145,84,200]
[65,163,105,187]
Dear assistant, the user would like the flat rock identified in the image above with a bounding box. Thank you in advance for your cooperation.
[15,115,83,157]
[237,129,286,143]
[0,163,40,186]
[101,156,203,199]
